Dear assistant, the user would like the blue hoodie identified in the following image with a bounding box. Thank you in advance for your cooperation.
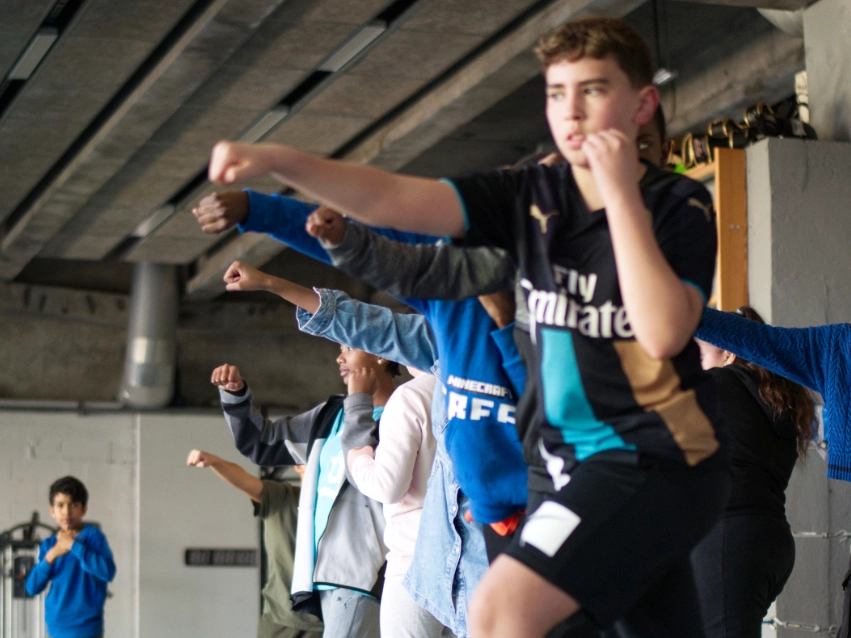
[26,525,116,638]
[242,191,527,522]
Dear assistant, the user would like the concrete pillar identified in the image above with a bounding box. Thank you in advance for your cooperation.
[804,0,851,141]
[746,137,851,636]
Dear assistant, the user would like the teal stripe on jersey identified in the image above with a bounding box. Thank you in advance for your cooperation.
[540,328,635,461]
[681,278,707,305]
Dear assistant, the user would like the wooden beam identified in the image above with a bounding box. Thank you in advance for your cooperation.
[714,148,749,311]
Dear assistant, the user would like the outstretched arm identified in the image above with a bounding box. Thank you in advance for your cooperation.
[187,449,263,503]
[296,289,438,373]
[212,364,320,466]
[192,189,330,264]
[308,208,515,300]
[697,307,833,394]
[208,142,466,237]
[223,261,319,314]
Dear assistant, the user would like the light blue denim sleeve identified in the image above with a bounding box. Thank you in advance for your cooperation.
[297,288,438,373]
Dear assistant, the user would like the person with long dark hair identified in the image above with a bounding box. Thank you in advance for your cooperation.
[693,306,815,638]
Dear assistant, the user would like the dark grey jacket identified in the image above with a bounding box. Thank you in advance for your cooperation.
[323,222,528,327]
[220,387,387,608]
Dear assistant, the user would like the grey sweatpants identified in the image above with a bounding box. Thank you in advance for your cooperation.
[319,588,380,638]
[380,574,453,638]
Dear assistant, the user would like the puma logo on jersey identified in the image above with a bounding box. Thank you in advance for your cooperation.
[687,197,714,222]
[530,204,558,233]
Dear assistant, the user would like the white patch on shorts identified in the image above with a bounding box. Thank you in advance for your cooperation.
[520,501,581,558]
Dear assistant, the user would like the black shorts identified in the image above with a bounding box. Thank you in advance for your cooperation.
[503,452,730,632]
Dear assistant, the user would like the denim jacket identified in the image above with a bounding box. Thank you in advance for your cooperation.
[297,289,487,636]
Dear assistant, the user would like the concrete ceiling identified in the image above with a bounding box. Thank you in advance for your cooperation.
[0,0,805,299]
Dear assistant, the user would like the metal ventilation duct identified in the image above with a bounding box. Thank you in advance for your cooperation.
[119,263,178,409]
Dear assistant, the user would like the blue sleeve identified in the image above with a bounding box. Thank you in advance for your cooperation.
[297,289,438,373]
[490,323,526,397]
[71,529,116,583]
[239,191,329,264]
[239,190,435,264]
[696,307,833,394]
[25,540,53,595]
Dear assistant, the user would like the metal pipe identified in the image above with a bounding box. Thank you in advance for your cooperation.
[118,263,178,409]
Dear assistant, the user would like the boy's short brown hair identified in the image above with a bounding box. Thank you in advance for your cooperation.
[535,17,654,89]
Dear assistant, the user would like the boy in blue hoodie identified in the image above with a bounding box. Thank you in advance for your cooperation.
[26,476,116,638]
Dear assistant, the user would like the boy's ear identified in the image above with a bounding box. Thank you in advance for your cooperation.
[634,84,660,128]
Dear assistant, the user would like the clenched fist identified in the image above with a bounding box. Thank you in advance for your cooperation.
[223,260,269,292]
[208,141,280,185]
[187,449,221,468]
[306,206,346,246]
[192,190,249,234]
[211,364,245,394]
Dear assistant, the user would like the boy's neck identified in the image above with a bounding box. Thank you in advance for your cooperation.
[571,165,604,211]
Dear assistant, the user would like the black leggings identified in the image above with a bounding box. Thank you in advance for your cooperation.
[690,514,795,638]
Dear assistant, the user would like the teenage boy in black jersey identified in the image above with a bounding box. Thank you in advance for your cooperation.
[205,16,728,637]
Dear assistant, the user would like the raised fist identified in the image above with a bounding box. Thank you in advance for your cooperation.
[187,449,219,468]
[223,260,268,292]
[211,364,245,394]
[306,206,347,246]
[192,190,249,234]
[208,141,278,185]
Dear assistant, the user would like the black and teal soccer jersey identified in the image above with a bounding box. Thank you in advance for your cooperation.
[448,162,721,491]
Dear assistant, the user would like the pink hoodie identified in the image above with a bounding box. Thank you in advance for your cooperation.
[348,373,437,576]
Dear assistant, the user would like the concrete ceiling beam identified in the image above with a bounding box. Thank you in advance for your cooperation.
[0,0,283,282]
[663,28,804,137]
[342,0,646,170]
[674,0,810,10]
[185,232,286,301]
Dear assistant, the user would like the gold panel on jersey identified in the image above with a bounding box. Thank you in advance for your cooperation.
[612,340,719,466]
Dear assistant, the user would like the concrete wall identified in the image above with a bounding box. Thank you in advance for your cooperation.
[0,409,262,638]
[805,0,851,143]
[139,413,259,638]
[0,410,138,636]
[746,137,851,635]
[0,288,345,411]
